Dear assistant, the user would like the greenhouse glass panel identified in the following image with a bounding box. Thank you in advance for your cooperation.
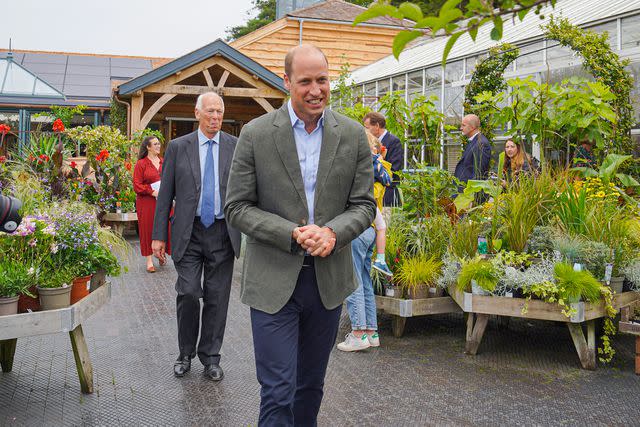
[2,61,35,94]
[408,70,422,102]
[391,74,406,95]
[621,15,640,50]
[627,61,640,126]
[363,82,377,107]
[378,78,390,97]
[546,43,575,68]
[444,85,464,119]
[545,64,592,84]
[444,60,464,83]
[515,41,544,71]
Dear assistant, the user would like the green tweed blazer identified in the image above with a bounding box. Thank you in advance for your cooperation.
[224,104,376,314]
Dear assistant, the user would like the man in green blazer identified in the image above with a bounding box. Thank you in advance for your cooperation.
[224,44,375,426]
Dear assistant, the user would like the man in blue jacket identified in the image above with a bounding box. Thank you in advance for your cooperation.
[454,114,492,185]
[363,112,403,206]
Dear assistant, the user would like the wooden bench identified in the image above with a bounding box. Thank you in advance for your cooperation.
[0,282,112,393]
[375,295,462,337]
[102,212,138,236]
[448,286,640,370]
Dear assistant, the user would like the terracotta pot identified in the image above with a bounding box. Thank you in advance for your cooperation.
[37,285,71,311]
[70,275,92,304]
[90,269,107,292]
[0,296,19,316]
[18,286,40,313]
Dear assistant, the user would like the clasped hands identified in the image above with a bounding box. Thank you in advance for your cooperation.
[292,224,336,258]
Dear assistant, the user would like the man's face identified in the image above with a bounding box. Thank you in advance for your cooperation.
[195,94,224,137]
[363,118,382,138]
[460,118,476,138]
[284,52,330,123]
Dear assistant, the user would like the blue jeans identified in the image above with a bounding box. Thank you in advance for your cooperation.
[345,226,377,331]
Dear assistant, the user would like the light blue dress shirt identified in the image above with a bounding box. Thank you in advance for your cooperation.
[196,129,223,219]
[287,100,324,225]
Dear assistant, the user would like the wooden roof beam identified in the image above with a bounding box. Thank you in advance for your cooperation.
[144,84,285,99]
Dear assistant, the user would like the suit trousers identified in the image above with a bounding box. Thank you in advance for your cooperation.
[250,258,342,427]
[174,218,234,365]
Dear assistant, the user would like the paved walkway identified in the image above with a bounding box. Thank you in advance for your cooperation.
[1,241,639,426]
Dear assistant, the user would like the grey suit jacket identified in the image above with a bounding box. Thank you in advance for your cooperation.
[152,130,241,262]
[224,105,376,314]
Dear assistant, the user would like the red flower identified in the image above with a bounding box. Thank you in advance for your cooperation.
[52,119,65,133]
[39,154,50,162]
[28,154,36,162]
[96,149,110,162]
[0,124,10,134]
[124,161,132,171]
[0,156,6,163]
[70,161,77,169]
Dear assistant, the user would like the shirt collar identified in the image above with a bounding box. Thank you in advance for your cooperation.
[380,129,388,141]
[468,131,480,142]
[287,100,324,131]
[198,128,220,146]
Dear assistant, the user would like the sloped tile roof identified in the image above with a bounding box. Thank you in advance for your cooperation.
[287,0,412,27]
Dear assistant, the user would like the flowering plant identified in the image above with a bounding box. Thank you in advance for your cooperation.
[0,259,36,298]
[52,118,65,133]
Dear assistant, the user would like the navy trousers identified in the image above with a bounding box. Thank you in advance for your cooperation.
[250,259,342,426]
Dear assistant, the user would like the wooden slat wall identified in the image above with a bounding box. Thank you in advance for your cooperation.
[231,20,402,78]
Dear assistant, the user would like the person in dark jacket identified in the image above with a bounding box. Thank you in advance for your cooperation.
[503,138,538,183]
[363,112,404,206]
[454,114,492,185]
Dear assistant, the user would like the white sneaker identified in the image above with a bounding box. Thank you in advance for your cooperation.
[337,333,370,352]
[368,332,380,347]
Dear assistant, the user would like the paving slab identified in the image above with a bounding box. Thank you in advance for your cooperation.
[1,241,639,426]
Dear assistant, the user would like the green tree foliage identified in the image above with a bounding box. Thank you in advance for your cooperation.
[355,0,556,62]
[226,0,449,41]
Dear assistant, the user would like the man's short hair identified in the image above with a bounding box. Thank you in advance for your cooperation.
[196,91,224,111]
[364,112,386,129]
[284,44,328,77]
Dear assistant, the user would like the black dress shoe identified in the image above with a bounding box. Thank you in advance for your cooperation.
[173,355,191,377]
[203,363,224,381]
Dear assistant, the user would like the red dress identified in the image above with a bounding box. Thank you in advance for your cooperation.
[133,156,171,257]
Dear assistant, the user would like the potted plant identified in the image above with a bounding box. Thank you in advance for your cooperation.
[457,256,500,295]
[395,255,442,299]
[0,260,34,316]
[36,265,75,311]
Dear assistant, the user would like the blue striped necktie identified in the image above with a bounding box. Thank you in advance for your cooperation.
[200,139,215,228]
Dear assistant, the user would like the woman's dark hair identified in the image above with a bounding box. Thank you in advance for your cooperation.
[138,136,158,160]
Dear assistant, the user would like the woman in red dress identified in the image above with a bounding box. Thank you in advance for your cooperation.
[133,136,170,272]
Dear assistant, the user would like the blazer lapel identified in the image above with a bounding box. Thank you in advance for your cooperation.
[272,105,308,213]
[314,109,340,206]
[188,131,201,194]
[219,132,233,202]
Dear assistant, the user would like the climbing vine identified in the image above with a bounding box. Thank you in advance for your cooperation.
[544,17,633,155]
[463,43,519,141]
[109,98,128,136]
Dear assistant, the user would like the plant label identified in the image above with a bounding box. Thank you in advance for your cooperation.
[477,236,488,255]
[604,263,613,283]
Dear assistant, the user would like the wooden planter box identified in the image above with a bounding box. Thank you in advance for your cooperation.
[619,300,640,375]
[0,282,112,393]
[375,294,461,338]
[448,285,640,370]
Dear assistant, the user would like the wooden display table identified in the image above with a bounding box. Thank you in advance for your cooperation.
[0,282,112,393]
[375,295,461,337]
[448,286,640,370]
[103,212,137,236]
[619,299,640,374]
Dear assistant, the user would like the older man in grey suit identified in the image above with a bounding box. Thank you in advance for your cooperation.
[225,45,375,426]
[152,92,240,381]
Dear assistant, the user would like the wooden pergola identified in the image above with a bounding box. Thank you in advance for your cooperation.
[117,40,287,139]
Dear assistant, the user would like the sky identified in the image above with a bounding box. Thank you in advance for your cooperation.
[3,0,256,58]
